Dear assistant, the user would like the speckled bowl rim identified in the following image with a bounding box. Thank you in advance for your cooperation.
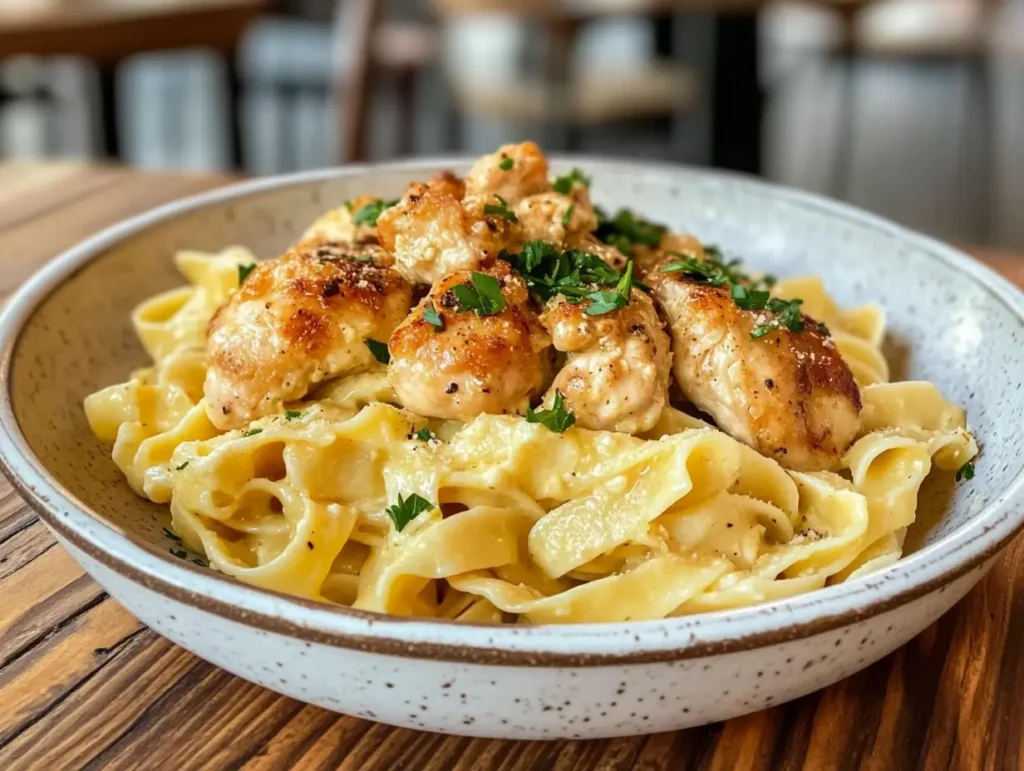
[1,157,1023,667]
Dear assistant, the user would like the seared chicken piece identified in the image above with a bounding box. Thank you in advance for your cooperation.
[205,244,413,430]
[387,261,551,421]
[637,250,861,471]
[513,188,599,249]
[464,141,550,205]
[377,178,513,285]
[577,237,630,273]
[298,194,380,248]
[541,288,672,434]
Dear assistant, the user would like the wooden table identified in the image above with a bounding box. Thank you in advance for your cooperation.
[0,0,267,163]
[1,164,1023,770]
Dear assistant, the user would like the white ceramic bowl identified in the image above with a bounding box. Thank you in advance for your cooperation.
[1,158,1022,740]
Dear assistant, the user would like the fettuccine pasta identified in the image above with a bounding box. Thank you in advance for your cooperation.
[84,246,976,624]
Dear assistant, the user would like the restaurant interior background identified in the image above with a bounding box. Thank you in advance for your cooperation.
[1,0,1022,249]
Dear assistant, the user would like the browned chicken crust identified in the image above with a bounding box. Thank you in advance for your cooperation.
[637,249,862,471]
[541,288,672,434]
[387,260,551,421]
[205,244,412,430]
[377,179,513,285]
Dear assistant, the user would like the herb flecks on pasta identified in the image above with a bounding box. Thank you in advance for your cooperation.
[84,141,977,625]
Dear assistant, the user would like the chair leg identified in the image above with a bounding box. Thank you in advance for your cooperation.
[542,17,582,152]
[393,68,417,158]
[830,50,857,199]
[225,47,244,171]
[336,0,381,163]
[96,62,121,160]
[966,54,995,243]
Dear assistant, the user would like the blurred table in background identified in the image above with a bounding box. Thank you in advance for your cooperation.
[0,0,267,163]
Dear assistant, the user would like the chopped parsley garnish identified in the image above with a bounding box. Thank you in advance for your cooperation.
[585,261,634,316]
[561,204,574,227]
[661,253,748,287]
[162,527,182,542]
[353,199,398,227]
[526,390,576,433]
[552,168,591,194]
[284,410,302,421]
[422,302,444,330]
[730,282,771,311]
[662,253,807,339]
[170,548,188,559]
[508,240,621,303]
[385,493,435,532]
[365,338,391,364]
[174,461,189,471]
[237,263,256,284]
[595,207,666,255]
[815,320,831,337]
[484,194,518,223]
[499,154,514,171]
[452,272,508,316]
[750,299,806,339]
[242,428,263,438]
[956,461,975,482]
[414,428,435,441]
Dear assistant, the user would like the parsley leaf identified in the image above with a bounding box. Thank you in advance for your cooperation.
[385,493,435,532]
[284,410,302,421]
[414,428,435,441]
[526,390,576,433]
[499,154,514,171]
[422,302,444,330]
[353,199,398,227]
[162,527,182,542]
[452,272,508,316]
[561,204,574,227]
[238,263,256,284]
[751,298,806,339]
[365,338,390,364]
[661,253,747,287]
[595,207,666,255]
[509,240,622,303]
[552,168,591,194]
[815,320,831,336]
[730,283,770,311]
[174,461,190,471]
[242,428,263,437]
[956,461,975,482]
[484,194,518,223]
[585,261,634,316]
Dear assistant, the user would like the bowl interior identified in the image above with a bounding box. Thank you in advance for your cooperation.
[6,160,1024,593]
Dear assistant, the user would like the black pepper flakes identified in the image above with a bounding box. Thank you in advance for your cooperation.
[445,383,459,394]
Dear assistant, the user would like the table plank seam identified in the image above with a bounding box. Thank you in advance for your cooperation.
[0,512,39,549]
[0,173,127,238]
[0,621,149,753]
[0,591,109,673]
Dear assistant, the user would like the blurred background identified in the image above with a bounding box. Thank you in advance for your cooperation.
[1,0,1022,248]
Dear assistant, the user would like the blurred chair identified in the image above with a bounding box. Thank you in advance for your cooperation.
[429,0,699,155]
[332,0,438,162]
[829,0,1003,236]
[0,0,267,164]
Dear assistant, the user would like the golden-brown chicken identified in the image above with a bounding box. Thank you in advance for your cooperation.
[297,194,380,248]
[205,244,413,430]
[464,141,550,205]
[638,249,861,471]
[377,179,513,285]
[540,288,672,434]
[387,261,551,421]
[513,189,599,249]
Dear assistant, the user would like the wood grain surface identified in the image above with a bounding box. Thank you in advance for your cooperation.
[0,163,1022,770]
